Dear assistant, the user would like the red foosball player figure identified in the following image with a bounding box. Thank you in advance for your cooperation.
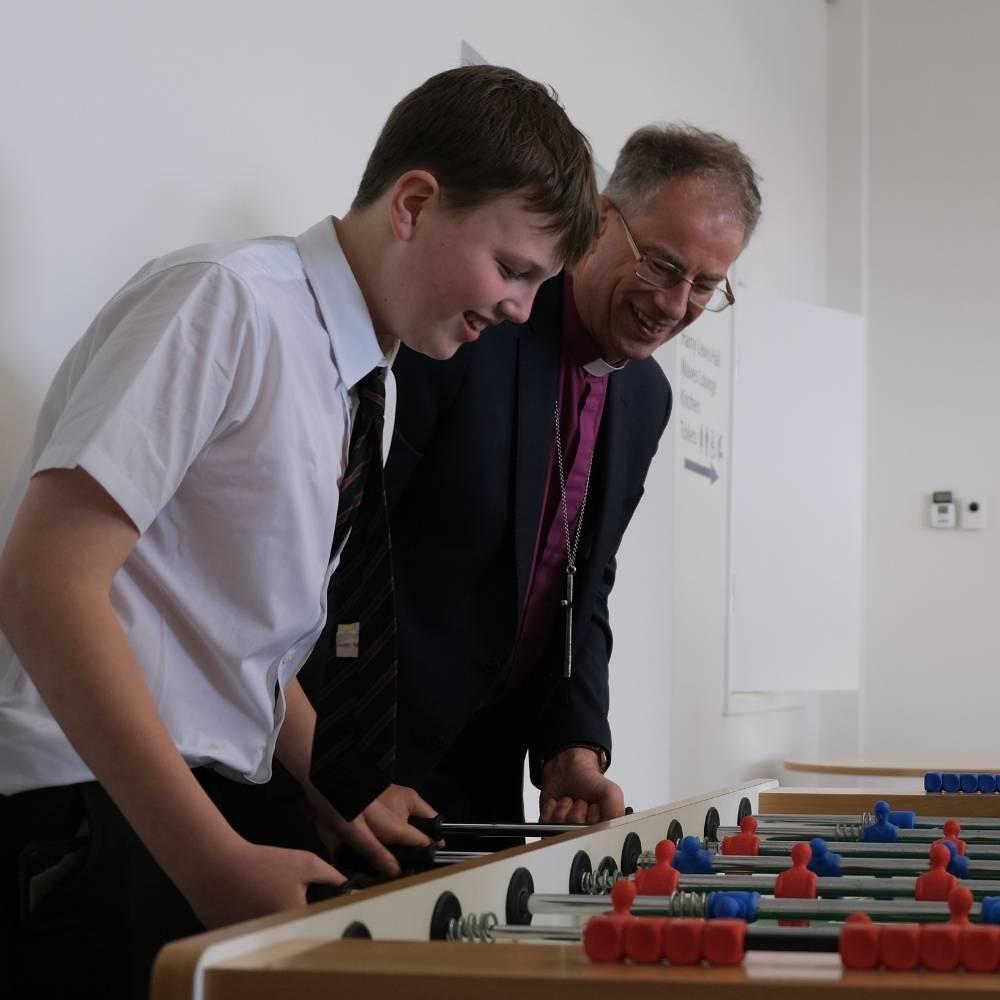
[962,895,1000,973]
[839,912,882,970]
[914,841,958,901]
[721,816,760,856]
[583,879,637,963]
[947,885,973,925]
[774,841,817,927]
[918,886,974,972]
[634,840,679,896]
[942,819,967,856]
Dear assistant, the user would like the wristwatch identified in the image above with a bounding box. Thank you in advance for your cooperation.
[549,743,610,774]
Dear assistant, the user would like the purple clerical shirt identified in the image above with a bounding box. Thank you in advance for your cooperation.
[506,277,621,686]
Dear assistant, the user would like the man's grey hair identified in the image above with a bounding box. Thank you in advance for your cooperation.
[604,124,762,246]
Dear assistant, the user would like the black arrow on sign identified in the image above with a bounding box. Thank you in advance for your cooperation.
[684,458,719,484]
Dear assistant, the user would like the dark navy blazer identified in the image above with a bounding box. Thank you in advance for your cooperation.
[384,275,671,804]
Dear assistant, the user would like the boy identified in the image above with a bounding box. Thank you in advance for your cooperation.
[0,64,597,997]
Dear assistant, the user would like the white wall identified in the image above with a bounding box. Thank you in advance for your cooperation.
[826,0,867,318]
[861,0,1000,756]
[617,5,841,805]
[1,1,841,813]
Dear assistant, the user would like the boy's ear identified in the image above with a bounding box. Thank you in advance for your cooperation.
[387,170,441,241]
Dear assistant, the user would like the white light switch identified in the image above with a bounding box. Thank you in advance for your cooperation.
[931,502,956,528]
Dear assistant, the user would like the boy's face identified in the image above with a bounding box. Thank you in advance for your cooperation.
[392,192,564,359]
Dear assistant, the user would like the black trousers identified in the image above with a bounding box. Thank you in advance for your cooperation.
[0,763,323,1000]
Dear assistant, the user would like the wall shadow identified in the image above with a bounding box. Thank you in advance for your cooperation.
[0,357,35,501]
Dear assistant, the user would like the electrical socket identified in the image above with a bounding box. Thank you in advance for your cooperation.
[959,496,988,530]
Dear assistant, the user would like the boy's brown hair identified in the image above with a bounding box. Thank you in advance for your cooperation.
[353,65,598,267]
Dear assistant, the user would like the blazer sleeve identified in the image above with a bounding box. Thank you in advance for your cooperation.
[384,343,472,510]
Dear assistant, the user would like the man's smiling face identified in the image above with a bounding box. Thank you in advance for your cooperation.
[571,177,745,363]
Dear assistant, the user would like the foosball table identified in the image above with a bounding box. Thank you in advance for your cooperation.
[152,778,1000,999]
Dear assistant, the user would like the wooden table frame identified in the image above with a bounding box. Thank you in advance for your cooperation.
[152,780,1000,1000]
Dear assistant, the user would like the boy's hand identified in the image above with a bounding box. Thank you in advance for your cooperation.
[0,467,353,931]
[180,838,345,929]
[307,783,438,878]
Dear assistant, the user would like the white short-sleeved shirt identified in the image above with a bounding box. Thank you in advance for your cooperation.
[0,218,396,794]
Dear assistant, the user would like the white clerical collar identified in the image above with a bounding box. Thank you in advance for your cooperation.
[583,356,628,377]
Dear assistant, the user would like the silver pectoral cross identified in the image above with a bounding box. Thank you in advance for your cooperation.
[560,564,576,678]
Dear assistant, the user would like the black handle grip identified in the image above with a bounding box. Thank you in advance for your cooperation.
[306,879,357,903]
[408,814,443,839]
[331,841,437,878]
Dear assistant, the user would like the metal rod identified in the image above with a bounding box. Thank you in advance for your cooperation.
[706,853,1000,878]
[433,851,491,865]
[760,811,1000,831]
[754,896,965,923]
[711,839,1000,859]
[526,891,978,924]
[672,873,1000,900]
[487,922,842,951]
[490,924,583,943]
[717,822,1000,845]
[439,822,586,838]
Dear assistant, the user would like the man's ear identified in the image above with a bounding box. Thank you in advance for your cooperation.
[595,194,615,240]
[569,195,613,277]
[387,170,441,241]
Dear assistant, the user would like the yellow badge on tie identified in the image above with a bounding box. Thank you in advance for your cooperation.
[335,622,360,658]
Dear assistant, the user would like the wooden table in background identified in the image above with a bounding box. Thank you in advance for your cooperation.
[761,786,1000,818]
[783,754,1000,778]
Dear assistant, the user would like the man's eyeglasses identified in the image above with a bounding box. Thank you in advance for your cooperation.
[616,208,735,313]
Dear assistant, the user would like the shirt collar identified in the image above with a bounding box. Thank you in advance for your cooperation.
[561,274,627,378]
[583,355,628,377]
[295,217,391,390]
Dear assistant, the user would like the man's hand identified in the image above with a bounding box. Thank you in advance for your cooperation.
[539,747,625,824]
[306,782,438,878]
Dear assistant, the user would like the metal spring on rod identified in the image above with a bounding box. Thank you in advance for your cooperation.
[660,891,708,918]
[446,911,498,943]
[832,822,862,841]
[579,869,621,895]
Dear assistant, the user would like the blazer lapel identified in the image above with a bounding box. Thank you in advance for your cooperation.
[514,277,563,610]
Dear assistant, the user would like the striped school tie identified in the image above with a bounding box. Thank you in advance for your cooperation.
[310,366,397,820]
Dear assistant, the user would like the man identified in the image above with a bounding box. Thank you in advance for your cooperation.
[0,65,597,997]
[384,125,761,838]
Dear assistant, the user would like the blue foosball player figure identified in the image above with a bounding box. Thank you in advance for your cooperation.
[672,835,715,875]
[862,800,899,843]
[807,837,842,877]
